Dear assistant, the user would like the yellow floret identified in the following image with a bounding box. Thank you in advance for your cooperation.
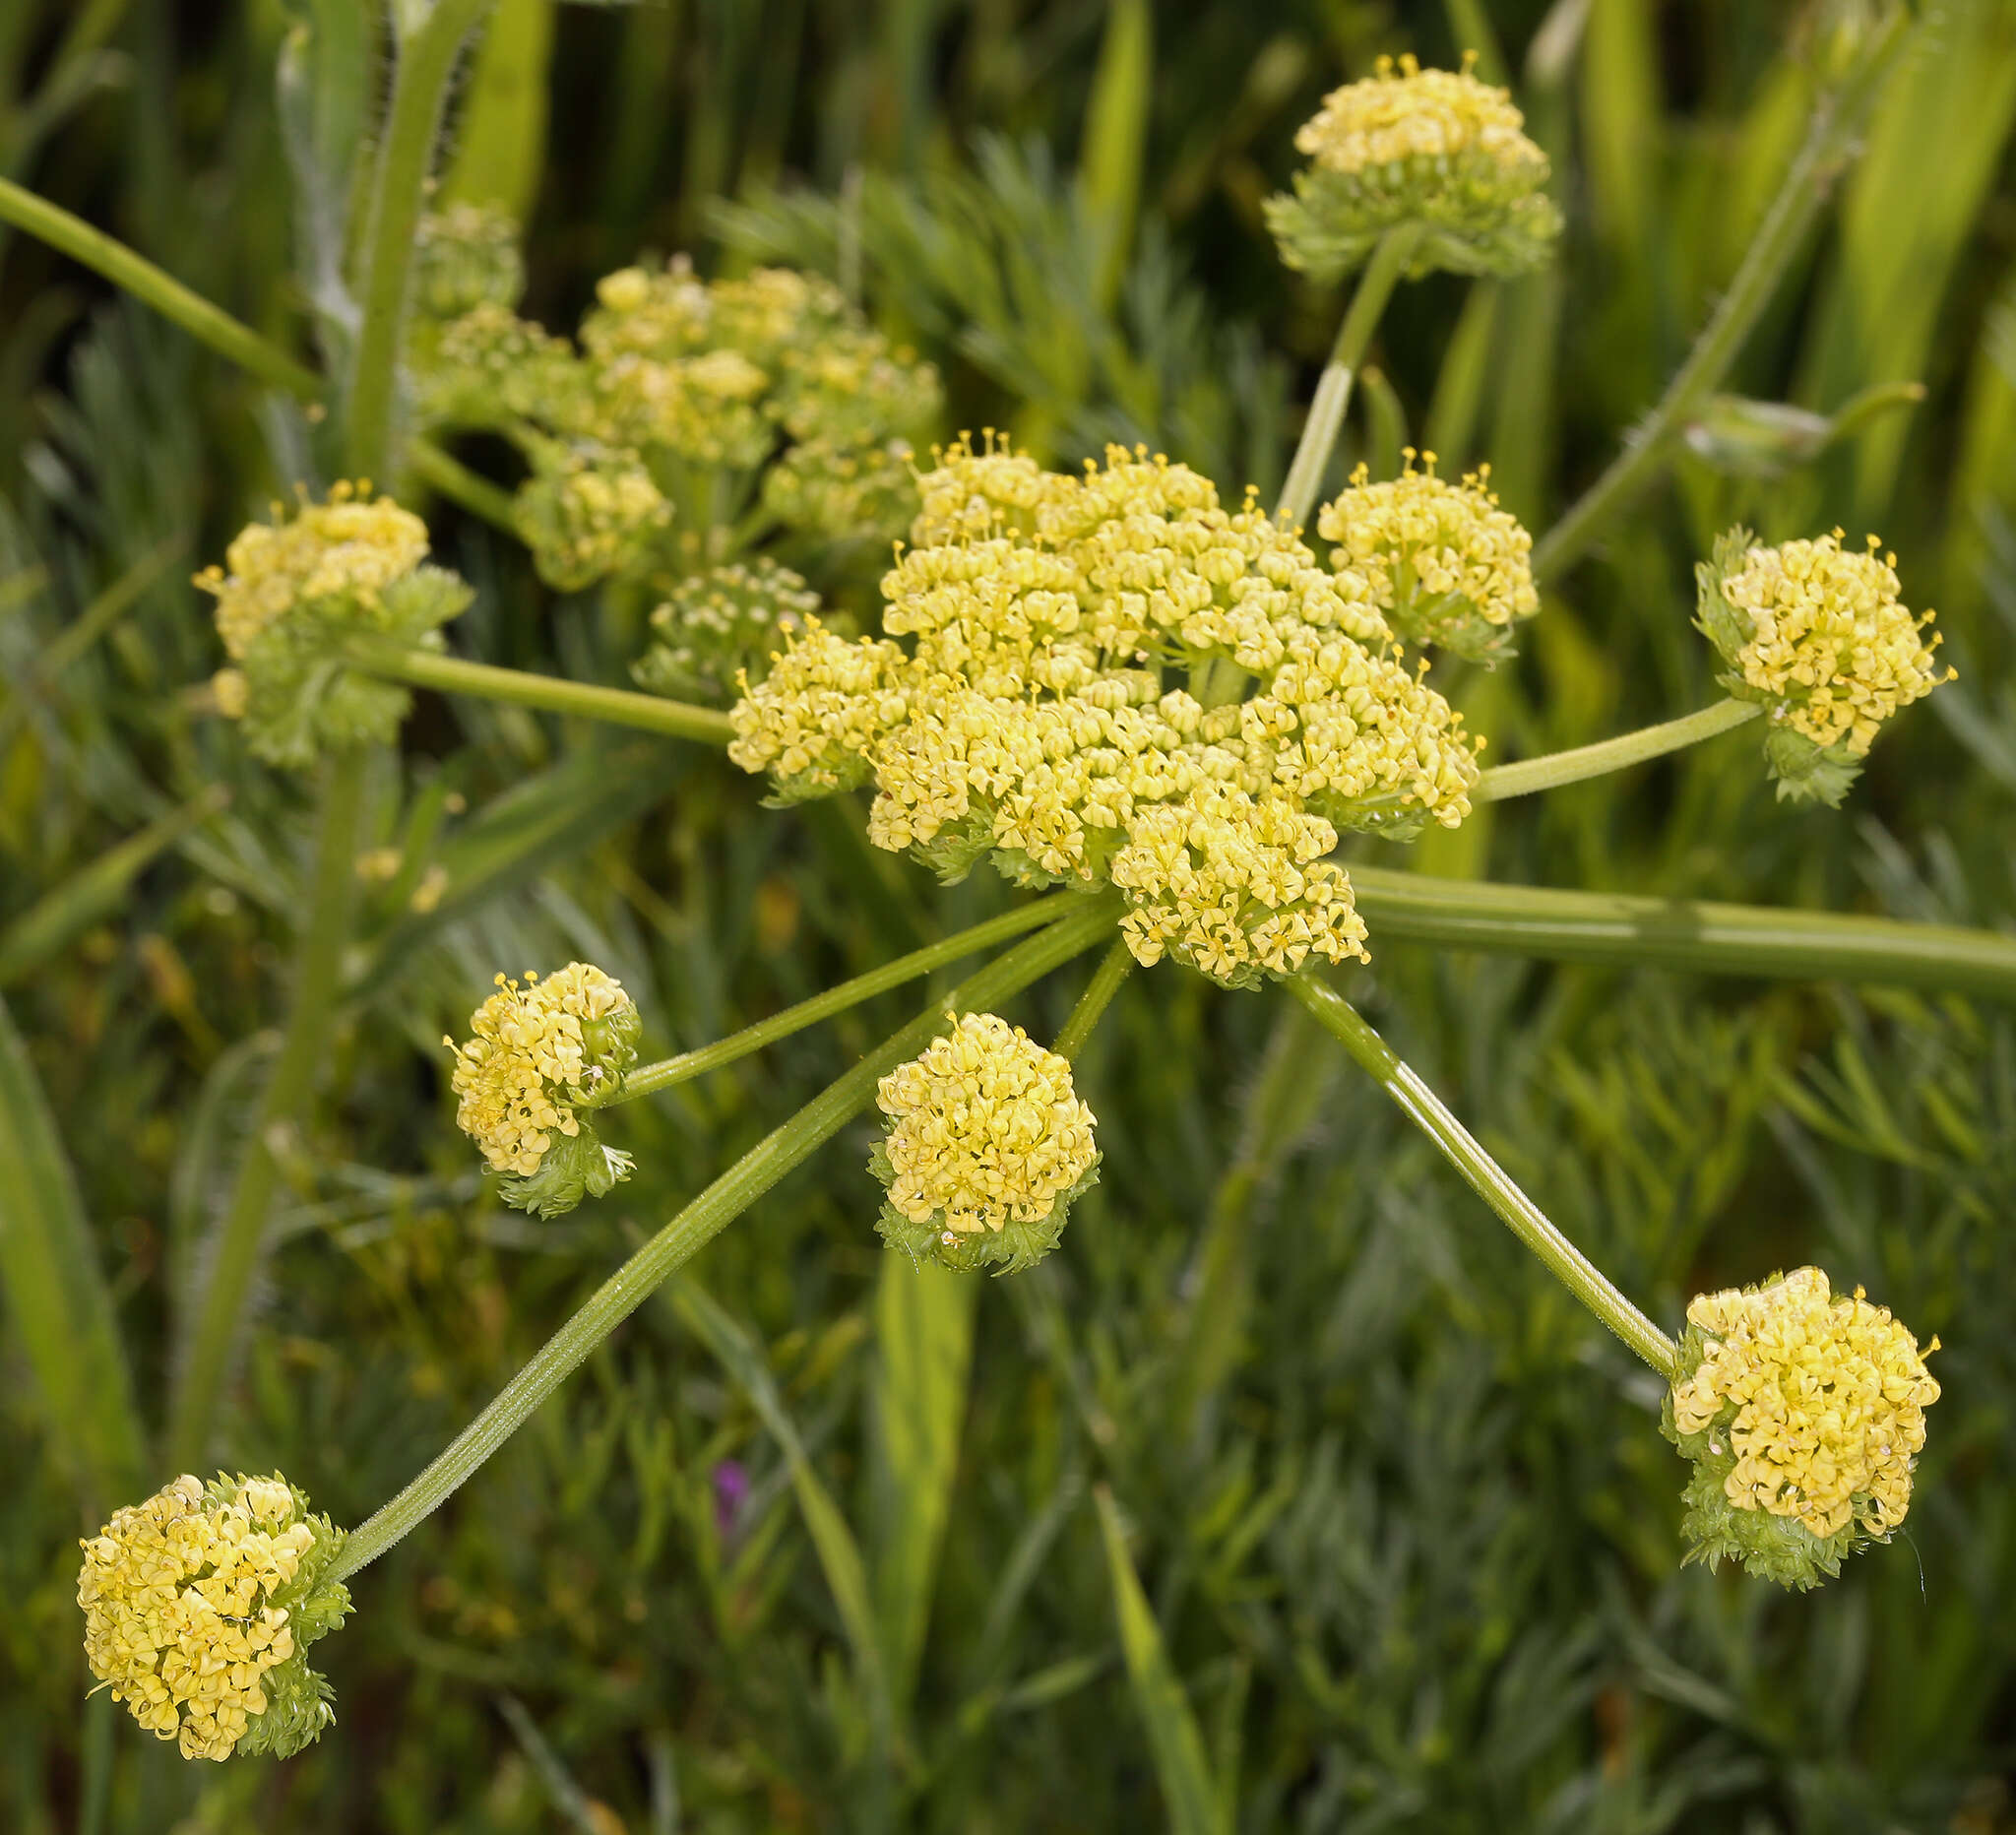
[1671,1266,1940,1541]
[447,964,635,1177]
[876,1013,1098,1235]
[1717,531,1951,755]
[1294,53,1542,178]
[77,1474,325,1761]
[195,483,428,660]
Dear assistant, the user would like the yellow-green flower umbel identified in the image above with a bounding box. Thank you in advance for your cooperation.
[632,556,824,704]
[1265,52,1562,285]
[730,437,1482,988]
[446,963,642,1217]
[1695,526,1953,805]
[872,1012,1100,1274]
[78,1473,351,1761]
[1662,1267,1941,1590]
[1316,453,1539,664]
[197,483,472,769]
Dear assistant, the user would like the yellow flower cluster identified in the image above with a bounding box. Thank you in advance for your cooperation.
[447,964,635,1176]
[732,438,1480,985]
[633,557,824,703]
[1671,1267,1940,1541]
[1316,454,1539,661]
[513,450,673,593]
[196,482,428,661]
[78,1474,323,1761]
[1294,53,1541,178]
[877,1013,1098,1236]
[1266,53,1562,283]
[1715,532,1950,755]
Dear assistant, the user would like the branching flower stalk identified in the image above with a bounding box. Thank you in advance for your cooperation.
[329,895,1118,1581]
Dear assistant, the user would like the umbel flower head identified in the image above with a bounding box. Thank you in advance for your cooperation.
[197,483,472,769]
[446,963,643,1217]
[78,1473,351,1761]
[730,436,1483,987]
[632,556,824,704]
[1265,52,1562,284]
[872,1012,1100,1274]
[1696,526,1953,806]
[1662,1267,1941,1590]
[513,445,673,593]
[411,201,527,321]
[1316,453,1539,664]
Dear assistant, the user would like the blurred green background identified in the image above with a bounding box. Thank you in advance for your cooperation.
[4,0,2016,1828]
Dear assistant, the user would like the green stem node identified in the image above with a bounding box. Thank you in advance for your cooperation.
[331,895,1121,1579]
[1287,975,1674,1375]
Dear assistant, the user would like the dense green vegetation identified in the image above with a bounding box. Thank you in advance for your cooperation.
[4,1,2015,1828]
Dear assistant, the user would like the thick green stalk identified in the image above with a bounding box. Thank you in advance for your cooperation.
[1275,222,1424,529]
[331,895,1120,1579]
[168,748,369,1468]
[1529,14,1909,582]
[1475,698,1760,801]
[1347,863,2016,1001]
[606,894,1080,1105]
[342,634,735,746]
[1051,940,1134,1060]
[1289,976,1674,1374]
[0,176,322,398]
[408,437,520,534]
[345,0,497,479]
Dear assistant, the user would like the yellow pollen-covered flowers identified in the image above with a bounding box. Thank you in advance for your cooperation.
[446,962,642,1217]
[730,437,1482,988]
[1696,526,1953,805]
[77,1473,351,1761]
[872,1012,1100,1273]
[1662,1267,1941,1590]
[195,483,471,769]
[1266,52,1562,284]
[1317,454,1539,662]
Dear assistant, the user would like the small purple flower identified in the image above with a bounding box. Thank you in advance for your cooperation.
[712,1461,750,1542]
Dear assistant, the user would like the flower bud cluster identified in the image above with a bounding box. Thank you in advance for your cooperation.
[1696,526,1952,805]
[446,963,642,1217]
[1663,1267,1941,1589]
[872,1012,1100,1273]
[632,557,823,704]
[412,202,527,320]
[78,1473,350,1761]
[407,247,942,589]
[1266,52,1562,284]
[731,437,1483,986]
[1315,453,1539,663]
[197,484,472,769]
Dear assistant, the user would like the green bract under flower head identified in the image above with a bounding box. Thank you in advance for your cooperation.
[1696,526,1952,806]
[873,1012,1100,1274]
[633,557,824,704]
[1316,453,1539,664]
[197,483,471,769]
[730,436,1484,987]
[1662,1267,1941,1590]
[1266,52,1562,284]
[78,1473,351,1761]
[446,963,642,1217]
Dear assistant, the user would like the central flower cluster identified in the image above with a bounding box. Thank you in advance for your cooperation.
[730,440,1482,987]
[78,1474,346,1761]
[447,964,638,1177]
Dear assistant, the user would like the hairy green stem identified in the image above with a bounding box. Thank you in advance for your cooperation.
[331,895,1120,1578]
[1476,699,1760,801]
[1275,223,1423,530]
[1288,976,1674,1374]
[606,894,1081,1105]
[1530,14,1908,582]
[0,176,322,398]
[342,635,735,746]
[167,748,369,1467]
[345,0,497,479]
[1347,864,2016,1001]
[1051,940,1134,1060]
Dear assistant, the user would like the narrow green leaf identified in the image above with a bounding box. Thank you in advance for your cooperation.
[1424,280,1500,470]
[0,993,146,1514]
[441,0,556,221]
[494,1693,609,1835]
[1093,1486,1222,1835]
[1080,0,1153,314]
[869,1253,976,1713]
